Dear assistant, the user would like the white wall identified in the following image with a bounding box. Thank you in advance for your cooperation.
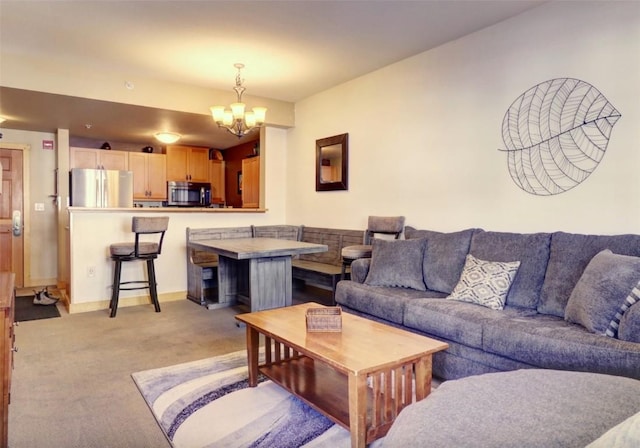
[286,1,640,235]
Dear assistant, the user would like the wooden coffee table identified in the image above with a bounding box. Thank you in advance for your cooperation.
[235,302,449,448]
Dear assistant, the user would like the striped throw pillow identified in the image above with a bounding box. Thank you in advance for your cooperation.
[605,280,640,338]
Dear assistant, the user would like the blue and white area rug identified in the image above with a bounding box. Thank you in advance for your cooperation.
[132,350,386,448]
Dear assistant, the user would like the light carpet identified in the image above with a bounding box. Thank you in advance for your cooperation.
[132,349,388,448]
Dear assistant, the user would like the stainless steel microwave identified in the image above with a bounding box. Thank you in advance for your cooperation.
[166,181,211,207]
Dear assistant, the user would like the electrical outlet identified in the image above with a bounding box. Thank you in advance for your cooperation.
[87,266,96,277]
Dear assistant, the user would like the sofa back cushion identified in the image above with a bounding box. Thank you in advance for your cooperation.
[469,230,551,310]
[404,227,475,294]
[539,232,640,317]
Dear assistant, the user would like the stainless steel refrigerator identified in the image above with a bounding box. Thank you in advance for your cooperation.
[70,168,134,207]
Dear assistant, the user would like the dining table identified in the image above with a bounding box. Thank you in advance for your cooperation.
[187,237,328,312]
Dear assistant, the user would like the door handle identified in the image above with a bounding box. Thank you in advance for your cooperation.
[12,210,21,236]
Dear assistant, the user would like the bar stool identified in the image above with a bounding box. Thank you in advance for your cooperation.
[109,216,169,318]
[341,216,405,280]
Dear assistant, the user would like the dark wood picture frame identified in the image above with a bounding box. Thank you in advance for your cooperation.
[315,133,348,191]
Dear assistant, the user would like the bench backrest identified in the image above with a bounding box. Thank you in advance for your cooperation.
[252,225,302,241]
[298,226,364,266]
[186,226,254,264]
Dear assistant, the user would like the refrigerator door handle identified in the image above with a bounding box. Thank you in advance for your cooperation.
[96,175,101,207]
[102,169,108,207]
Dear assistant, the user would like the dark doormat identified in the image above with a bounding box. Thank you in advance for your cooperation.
[15,295,62,322]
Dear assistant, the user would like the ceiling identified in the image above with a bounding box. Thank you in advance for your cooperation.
[0,0,546,149]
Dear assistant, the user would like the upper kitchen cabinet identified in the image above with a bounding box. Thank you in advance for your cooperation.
[129,152,167,201]
[165,145,210,182]
[70,147,129,171]
[209,160,225,203]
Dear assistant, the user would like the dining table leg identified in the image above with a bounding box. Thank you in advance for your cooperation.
[248,256,292,311]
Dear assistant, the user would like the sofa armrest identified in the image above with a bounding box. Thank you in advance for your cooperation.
[351,258,371,283]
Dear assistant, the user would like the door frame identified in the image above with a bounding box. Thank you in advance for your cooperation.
[0,143,31,287]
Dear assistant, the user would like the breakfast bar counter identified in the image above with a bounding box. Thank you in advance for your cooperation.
[68,206,267,213]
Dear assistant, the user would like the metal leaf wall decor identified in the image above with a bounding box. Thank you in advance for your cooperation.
[500,78,621,196]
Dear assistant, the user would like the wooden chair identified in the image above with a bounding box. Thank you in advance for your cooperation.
[340,216,405,279]
[109,216,169,318]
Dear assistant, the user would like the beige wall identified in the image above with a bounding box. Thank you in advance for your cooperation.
[286,1,640,235]
[1,128,58,286]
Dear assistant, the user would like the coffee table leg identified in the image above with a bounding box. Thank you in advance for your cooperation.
[414,355,432,400]
[348,373,367,448]
[246,326,260,387]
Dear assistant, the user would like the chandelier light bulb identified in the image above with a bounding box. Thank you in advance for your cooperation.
[244,111,256,128]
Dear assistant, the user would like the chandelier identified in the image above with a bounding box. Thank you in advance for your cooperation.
[210,63,267,138]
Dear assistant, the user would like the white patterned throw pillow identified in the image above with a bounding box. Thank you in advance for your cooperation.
[448,254,521,310]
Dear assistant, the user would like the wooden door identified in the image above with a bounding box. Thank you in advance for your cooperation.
[147,154,167,200]
[188,148,210,182]
[0,150,24,287]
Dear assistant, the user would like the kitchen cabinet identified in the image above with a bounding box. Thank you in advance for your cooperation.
[209,160,225,203]
[165,146,210,182]
[129,153,167,201]
[70,147,129,170]
[0,272,14,448]
[241,156,260,208]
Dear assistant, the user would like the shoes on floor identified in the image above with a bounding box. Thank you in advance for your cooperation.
[33,287,59,306]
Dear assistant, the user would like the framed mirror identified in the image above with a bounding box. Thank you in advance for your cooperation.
[316,133,348,191]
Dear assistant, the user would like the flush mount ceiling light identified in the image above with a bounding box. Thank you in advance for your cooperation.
[154,132,181,144]
[210,63,267,138]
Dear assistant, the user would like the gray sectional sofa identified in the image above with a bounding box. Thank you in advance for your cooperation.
[335,227,640,381]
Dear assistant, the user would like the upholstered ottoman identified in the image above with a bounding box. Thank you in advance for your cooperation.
[382,369,640,447]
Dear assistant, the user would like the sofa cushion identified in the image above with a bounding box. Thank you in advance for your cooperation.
[334,281,444,325]
[482,314,640,379]
[565,250,640,334]
[404,299,536,349]
[538,232,640,317]
[404,227,475,294]
[619,303,640,343]
[469,230,551,310]
[384,369,640,448]
[364,238,426,290]
[447,254,520,310]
